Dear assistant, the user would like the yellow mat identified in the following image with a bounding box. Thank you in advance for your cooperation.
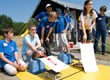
[16,64,110,80]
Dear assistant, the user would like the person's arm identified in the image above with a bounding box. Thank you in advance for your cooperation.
[81,19,87,41]
[46,27,53,41]
[63,23,69,32]
[70,22,73,32]
[0,53,18,68]
[27,43,39,52]
[106,16,108,27]
[80,13,87,41]
[88,18,96,33]
[41,27,45,44]
[0,53,13,65]
[63,14,70,32]
[14,52,21,66]
[35,12,43,22]
[33,35,41,50]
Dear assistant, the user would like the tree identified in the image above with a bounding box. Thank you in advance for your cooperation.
[0,14,13,34]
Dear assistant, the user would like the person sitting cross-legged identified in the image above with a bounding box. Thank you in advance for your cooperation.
[0,27,27,75]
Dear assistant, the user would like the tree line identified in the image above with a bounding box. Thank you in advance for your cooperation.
[0,14,38,35]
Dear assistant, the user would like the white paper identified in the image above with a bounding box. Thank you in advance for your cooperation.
[80,43,99,72]
[40,56,69,72]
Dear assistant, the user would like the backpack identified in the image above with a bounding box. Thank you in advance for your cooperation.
[28,58,47,74]
[58,52,73,64]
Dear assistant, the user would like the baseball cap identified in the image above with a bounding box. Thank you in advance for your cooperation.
[46,4,52,8]
[56,8,62,14]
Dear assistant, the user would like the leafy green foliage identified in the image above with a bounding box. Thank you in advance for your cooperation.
[0,14,13,34]
[0,14,39,35]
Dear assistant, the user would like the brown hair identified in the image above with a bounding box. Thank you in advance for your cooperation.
[2,27,13,37]
[83,0,93,16]
[28,24,36,30]
[100,5,107,12]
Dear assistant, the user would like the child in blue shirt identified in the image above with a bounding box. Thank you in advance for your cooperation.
[94,6,108,55]
[62,9,71,41]
[0,27,27,75]
[37,11,57,55]
[55,8,70,53]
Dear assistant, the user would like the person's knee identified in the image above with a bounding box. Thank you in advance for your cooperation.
[8,69,17,76]
[18,65,27,71]
[18,60,28,71]
[4,64,17,76]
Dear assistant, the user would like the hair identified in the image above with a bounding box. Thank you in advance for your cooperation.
[83,0,93,16]
[2,27,13,37]
[100,5,107,12]
[28,24,36,30]
[49,11,57,19]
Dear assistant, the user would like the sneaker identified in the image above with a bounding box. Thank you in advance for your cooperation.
[102,53,107,56]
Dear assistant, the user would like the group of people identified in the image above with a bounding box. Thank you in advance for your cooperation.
[79,0,108,56]
[0,0,108,76]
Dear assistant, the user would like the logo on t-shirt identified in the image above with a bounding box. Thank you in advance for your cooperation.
[98,18,102,20]
[10,47,14,51]
[46,25,49,28]
[3,43,8,46]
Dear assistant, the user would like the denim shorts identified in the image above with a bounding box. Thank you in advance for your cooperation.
[81,30,93,41]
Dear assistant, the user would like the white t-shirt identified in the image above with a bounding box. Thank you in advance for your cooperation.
[80,10,97,29]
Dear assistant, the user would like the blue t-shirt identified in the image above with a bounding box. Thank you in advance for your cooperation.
[55,16,65,33]
[22,34,40,55]
[96,14,108,31]
[0,39,18,67]
[37,17,56,33]
[62,14,71,30]
[36,12,49,21]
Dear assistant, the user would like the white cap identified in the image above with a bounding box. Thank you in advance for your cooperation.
[46,4,52,8]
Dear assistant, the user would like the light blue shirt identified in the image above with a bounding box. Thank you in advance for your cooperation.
[22,34,40,55]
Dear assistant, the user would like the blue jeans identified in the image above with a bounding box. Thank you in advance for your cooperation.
[94,30,106,54]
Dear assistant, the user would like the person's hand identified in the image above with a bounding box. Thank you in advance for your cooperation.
[27,50,33,56]
[63,29,67,33]
[46,37,49,42]
[11,62,19,68]
[70,27,72,32]
[37,51,43,56]
[40,39,44,44]
[83,34,87,42]
[88,27,92,33]
[32,51,42,59]
[17,60,21,67]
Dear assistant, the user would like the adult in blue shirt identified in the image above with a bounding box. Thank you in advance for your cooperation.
[94,6,108,55]
[35,4,52,22]
[0,28,27,75]
[37,11,57,55]
[62,9,71,41]
[55,8,70,53]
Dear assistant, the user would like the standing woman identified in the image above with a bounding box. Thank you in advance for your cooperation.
[80,0,97,43]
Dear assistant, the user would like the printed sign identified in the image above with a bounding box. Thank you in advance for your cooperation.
[40,56,69,72]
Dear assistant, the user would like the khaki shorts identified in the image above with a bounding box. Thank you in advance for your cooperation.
[66,30,71,41]
[55,33,69,48]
